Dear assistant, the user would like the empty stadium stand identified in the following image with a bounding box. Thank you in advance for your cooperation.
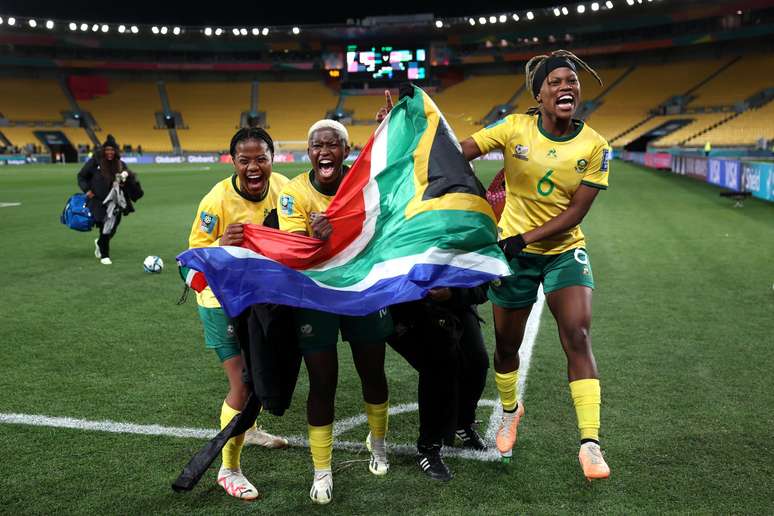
[166,81,251,152]
[78,80,172,152]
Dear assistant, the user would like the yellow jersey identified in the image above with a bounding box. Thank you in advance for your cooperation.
[277,170,334,236]
[188,173,289,308]
[471,113,610,255]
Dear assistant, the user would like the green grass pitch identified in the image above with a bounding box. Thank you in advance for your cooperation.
[1,160,773,514]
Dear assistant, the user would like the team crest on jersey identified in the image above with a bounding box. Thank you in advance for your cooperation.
[601,149,611,172]
[512,144,530,161]
[575,159,589,174]
[546,148,558,159]
[280,195,295,216]
[200,211,218,234]
[300,324,313,336]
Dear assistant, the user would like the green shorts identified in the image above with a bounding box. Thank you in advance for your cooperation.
[293,307,393,356]
[488,247,595,309]
[197,306,241,362]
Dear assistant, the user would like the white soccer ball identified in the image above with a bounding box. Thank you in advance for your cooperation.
[143,255,164,273]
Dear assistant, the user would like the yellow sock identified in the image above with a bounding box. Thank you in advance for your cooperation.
[569,378,601,442]
[495,370,519,411]
[365,401,389,439]
[220,400,246,470]
[308,424,333,471]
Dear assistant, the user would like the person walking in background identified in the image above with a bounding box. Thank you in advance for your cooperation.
[77,134,143,265]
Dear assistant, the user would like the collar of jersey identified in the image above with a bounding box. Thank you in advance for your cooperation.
[537,113,584,142]
[231,173,269,202]
[308,165,349,196]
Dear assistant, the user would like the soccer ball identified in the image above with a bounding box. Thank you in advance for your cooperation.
[143,255,164,273]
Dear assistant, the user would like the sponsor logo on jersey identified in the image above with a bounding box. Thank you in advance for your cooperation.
[280,195,295,216]
[601,148,610,172]
[200,211,217,234]
[575,159,589,174]
[300,324,313,336]
[513,144,530,161]
[574,248,589,265]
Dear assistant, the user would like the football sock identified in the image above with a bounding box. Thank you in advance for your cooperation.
[495,370,519,412]
[308,423,333,471]
[569,378,601,442]
[365,401,389,439]
[220,400,245,470]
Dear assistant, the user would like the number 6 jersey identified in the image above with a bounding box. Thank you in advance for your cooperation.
[471,113,610,255]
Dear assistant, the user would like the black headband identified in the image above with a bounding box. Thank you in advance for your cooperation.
[531,56,577,98]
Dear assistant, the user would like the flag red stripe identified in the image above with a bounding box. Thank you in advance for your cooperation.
[239,131,375,270]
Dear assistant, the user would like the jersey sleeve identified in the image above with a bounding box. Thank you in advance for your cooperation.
[470,116,514,155]
[581,140,611,190]
[277,183,310,235]
[188,193,224,248]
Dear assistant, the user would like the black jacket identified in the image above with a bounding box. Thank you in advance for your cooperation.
[77,157,143,222]
[390,285,488,342]
[234,303,302,416]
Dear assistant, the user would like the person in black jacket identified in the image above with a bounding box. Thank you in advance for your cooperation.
[388,285,490,481]
[77,134,142,265]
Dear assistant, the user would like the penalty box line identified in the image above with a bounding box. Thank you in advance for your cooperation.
[0,290,545,464]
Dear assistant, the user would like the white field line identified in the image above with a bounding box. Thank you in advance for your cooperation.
[0,202,21,208]
[484,287,546,450]
[0,289,545,463]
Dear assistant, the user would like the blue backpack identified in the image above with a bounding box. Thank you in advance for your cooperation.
[61,193,95,232]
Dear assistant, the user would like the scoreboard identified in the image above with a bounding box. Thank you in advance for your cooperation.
[345,45,428,82]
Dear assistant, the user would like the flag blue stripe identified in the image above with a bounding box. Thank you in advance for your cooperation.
[178,247,498,317]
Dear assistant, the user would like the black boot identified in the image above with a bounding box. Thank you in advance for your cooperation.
[455,425,488,451]
[417,443,453,482]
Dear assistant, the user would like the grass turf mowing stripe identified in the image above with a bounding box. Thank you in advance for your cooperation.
[0,288,547,465]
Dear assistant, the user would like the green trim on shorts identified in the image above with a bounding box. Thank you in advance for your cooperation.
[488,247,595,309]
[197,306,241,363]
[293,307,393,356]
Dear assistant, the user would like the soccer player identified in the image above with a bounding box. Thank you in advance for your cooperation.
[459,50,612,479]
[188,127,290,501]
[277,120,391,504]
[377,49,612,480]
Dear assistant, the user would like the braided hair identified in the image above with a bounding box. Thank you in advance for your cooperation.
[229,127,275,158]
[524,49,603,115]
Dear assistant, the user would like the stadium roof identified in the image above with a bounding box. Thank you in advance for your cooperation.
[2,0,564,25]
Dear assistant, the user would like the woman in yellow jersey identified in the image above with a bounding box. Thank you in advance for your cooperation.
[458,50,612,479]
[277,120,391,505]
[378,50,613,478]
[188,128,290,501]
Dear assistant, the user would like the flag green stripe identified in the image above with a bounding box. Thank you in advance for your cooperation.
[307,209,500,287]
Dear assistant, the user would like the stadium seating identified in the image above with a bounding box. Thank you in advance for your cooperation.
[78,80,172,152]
[586,60,721,143]
[341,94,383,148]
[258,82,338,150]
[0,78,90,149]
[687,54,774,107]
[650,113,732,147]
[0,78,71,121]
[431,75,522,139]
[1,127,91,149]
[166,81,251,152]
[690,101,774,146]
